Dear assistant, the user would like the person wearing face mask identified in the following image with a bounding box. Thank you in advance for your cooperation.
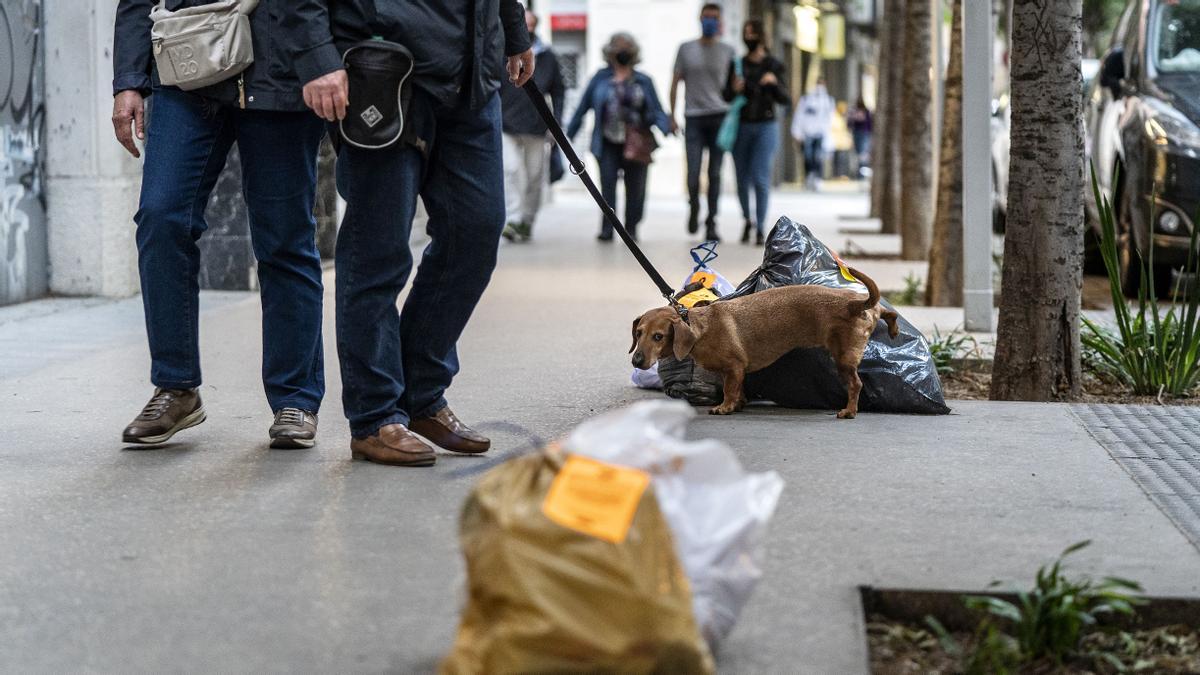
[670,3,736,242]
[791,76,836,191]
[723,19,789,246]
[566,33,672,241]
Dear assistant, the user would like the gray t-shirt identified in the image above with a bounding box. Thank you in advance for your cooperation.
[674,39,735,117]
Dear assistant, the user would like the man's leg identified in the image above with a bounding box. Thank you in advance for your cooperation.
[398,93,506,420]
[334,129,423,439]
[684,118,704,232]
[520,134,548,229]
[502,132,525,237]
[702,114,725,224]
[234,109,326,415]
[136,89,236,392]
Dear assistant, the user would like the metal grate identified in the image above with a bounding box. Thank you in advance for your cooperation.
[1072,404,1200,551]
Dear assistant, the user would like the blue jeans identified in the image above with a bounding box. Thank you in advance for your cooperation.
[597,141,649,237]
[684,112,726,218]
[731,120,780,234]
[335,92,505,438]
[135,88,326,413]
[802,135,825,180]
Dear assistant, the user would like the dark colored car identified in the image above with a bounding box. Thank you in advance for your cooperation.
[1086,0,1200,294]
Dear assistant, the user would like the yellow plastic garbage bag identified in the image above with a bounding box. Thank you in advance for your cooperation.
[440,446,715,675]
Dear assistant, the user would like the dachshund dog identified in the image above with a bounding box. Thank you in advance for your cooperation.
[630,268,899,418]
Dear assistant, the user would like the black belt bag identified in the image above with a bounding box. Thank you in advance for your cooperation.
[340,40,415,150]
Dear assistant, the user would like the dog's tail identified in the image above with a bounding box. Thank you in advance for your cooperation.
[846,266,880,314]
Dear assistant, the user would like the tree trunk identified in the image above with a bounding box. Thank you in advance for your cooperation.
[870,1,895,220]
[926,0,964,306]
[877,0,907,234]
[899,0,933,260]
[990,0,1085,401]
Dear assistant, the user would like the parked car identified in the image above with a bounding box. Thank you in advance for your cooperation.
[991,59,1099,233]
[1086,0,1200,295]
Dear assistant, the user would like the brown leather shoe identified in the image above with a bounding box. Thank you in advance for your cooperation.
[350,424,436,467]
[409,406,490,454]
[122,388,205,446]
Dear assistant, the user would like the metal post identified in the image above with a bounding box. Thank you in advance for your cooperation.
[962,0,994,331]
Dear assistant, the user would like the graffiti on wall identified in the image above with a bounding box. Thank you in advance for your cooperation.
[1,0,47,305]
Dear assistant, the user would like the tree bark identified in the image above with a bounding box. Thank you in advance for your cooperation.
[926,0,964,306]
[870,1,895,220]
[877,0,906,234]
[899,0,933,260]
[990,0,1085,401]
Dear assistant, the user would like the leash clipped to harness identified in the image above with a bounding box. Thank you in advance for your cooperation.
[521,80,689,322]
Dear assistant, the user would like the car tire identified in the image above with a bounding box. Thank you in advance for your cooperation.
[1116,170,1143,298]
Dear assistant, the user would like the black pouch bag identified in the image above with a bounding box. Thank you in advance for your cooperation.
[340,40,415,150]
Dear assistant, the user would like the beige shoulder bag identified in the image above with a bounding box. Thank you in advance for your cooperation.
[150,0,260,92]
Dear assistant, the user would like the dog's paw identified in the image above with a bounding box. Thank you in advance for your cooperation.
[836,409,857,419]
[709,406,735,415]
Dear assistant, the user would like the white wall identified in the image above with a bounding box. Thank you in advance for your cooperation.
[44,0,141,298]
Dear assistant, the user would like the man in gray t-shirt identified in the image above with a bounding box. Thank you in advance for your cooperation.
[671,2,735,241]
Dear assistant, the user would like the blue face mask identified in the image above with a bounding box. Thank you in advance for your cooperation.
[701,16,720,37]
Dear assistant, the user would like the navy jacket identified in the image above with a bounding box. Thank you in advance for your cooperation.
[566,68,671,159]
[282,0,531,111]
[113,0,307,111]
[500,43,565,136]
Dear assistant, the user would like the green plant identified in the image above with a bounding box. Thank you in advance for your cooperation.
[927,327,980,375]
[887,272,923,306]
[964,540,1144,665]
[1081,165,1200,397]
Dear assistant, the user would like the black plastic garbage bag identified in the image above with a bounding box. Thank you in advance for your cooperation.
[659,217,951,415]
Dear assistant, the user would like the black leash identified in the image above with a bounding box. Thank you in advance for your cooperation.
[521,80,688,320]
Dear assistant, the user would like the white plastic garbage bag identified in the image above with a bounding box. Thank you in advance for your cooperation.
[564,401,785,647]
[631,362,663,390]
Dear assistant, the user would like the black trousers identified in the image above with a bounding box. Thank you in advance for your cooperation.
[597,141,649,236]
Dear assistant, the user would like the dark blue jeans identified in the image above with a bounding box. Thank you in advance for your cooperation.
[135,88,326,413]
[597,141,649,237]
[731,120,780,234]
[335,92,505,438]
[684,112,726,218]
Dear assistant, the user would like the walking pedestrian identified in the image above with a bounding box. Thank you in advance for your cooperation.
[566,33,671,242]
[284,0,533,467]
[848,95,873,179]
[671,3,736,241]
[113,0,327,449]
[723,20,789,246]
[499,11,566,243]
[790,77,835,190]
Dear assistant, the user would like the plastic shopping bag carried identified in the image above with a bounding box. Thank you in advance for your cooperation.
[441,439,715,674]
[566,401,784,648]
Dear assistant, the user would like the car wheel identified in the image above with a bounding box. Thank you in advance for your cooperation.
[1116,171,1142,298]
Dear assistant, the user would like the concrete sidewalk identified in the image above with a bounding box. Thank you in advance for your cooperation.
[2,189,1198,673]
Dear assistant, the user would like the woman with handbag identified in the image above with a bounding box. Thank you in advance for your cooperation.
[722,20,789,245]
[566,33,671,242]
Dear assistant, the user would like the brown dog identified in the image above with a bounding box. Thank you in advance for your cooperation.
[630,268,900,418]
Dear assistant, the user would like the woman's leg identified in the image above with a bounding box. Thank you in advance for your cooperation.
[731,128,753,222]
[752,121,780,233]
[597,143,621,238]
[621,157,649,234]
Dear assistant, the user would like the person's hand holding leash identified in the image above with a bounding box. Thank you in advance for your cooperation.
[303,69,350,122]
[112,90,146,158]
[508,48,535,86]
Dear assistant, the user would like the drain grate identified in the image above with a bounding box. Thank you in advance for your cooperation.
[1072,404,1200,551]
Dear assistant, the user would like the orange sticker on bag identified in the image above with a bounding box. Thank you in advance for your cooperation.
[542,455,651,544]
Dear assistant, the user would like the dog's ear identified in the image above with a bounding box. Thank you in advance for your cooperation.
[629,317,640,354]
[671,317,698,360]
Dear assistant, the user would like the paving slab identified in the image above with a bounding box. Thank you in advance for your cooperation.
[2,191,1199,673]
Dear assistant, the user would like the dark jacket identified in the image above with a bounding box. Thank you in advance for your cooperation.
[282,0,531,111]
[500,41,565,136]
[567,68,671,159]
[722,54,789,123]
[113,0,307,111]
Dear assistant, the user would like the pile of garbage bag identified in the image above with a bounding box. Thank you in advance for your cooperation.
[442,401,784,674]
[658,217,951,415]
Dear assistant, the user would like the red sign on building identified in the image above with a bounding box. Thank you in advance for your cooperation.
[551,13,587,32]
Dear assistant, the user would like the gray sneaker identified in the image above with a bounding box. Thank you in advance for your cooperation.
[122,388,206,446]
[269,408,317,449]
